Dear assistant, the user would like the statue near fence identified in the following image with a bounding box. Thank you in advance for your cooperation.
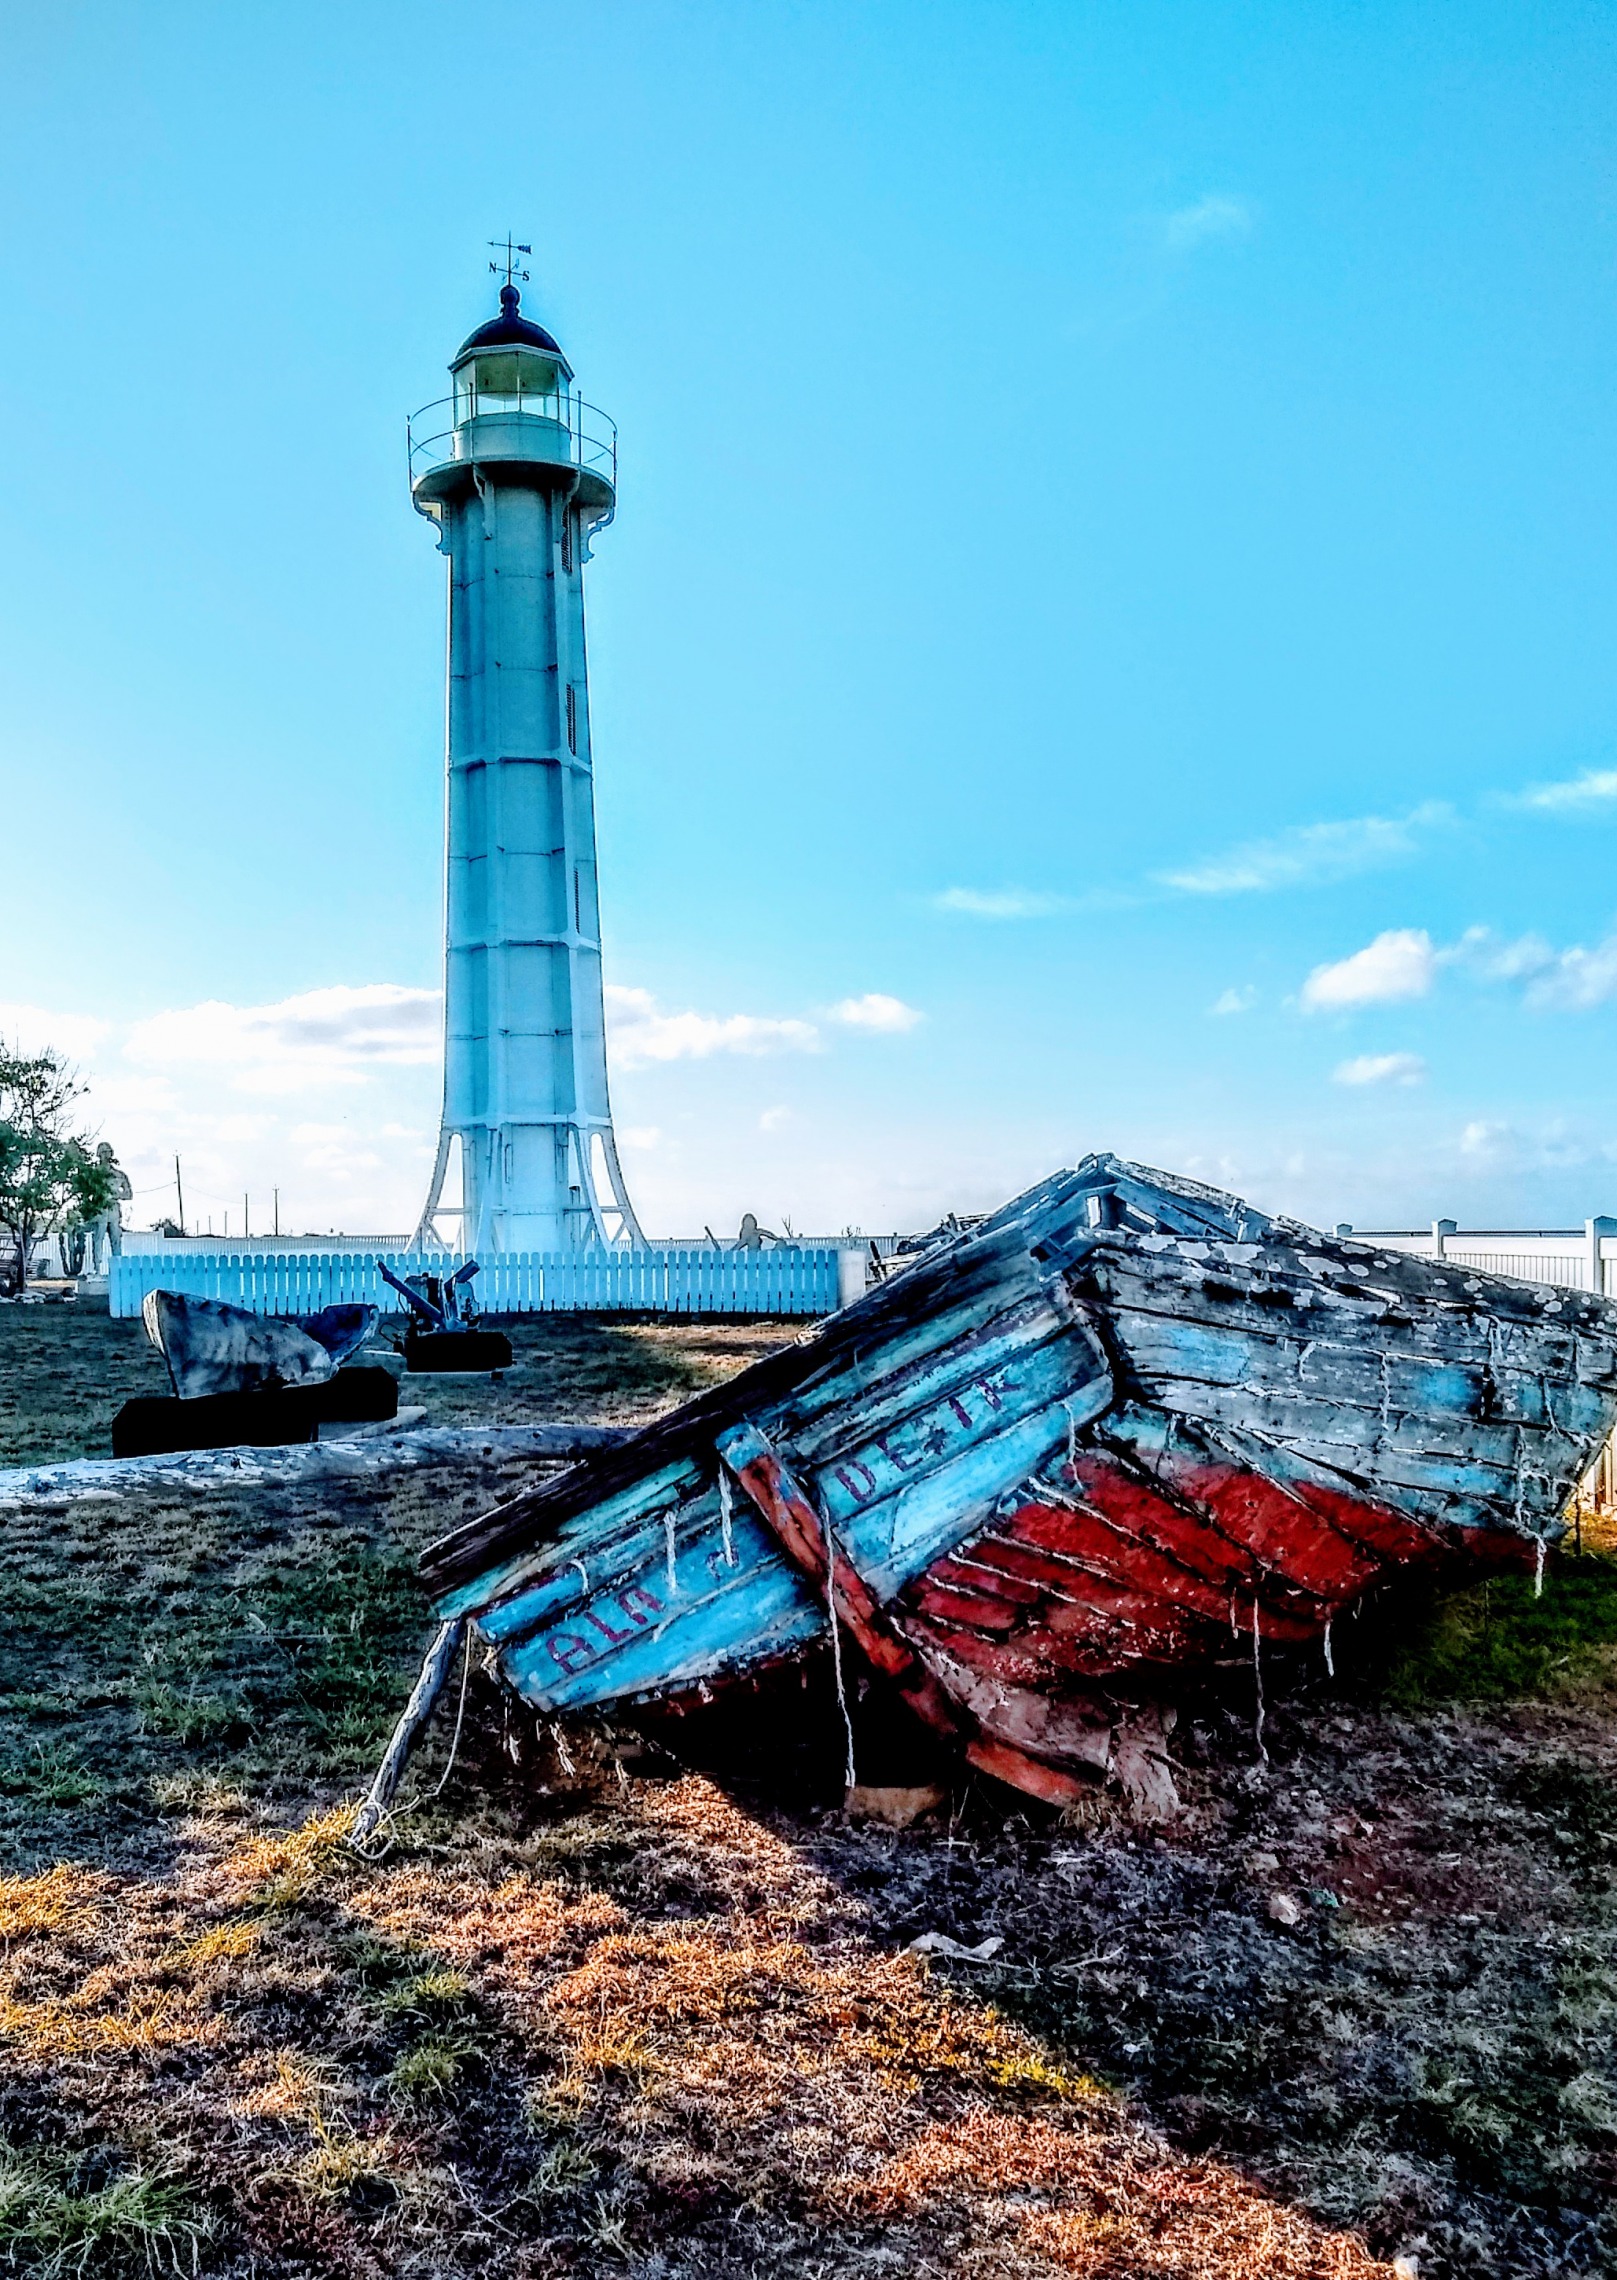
[83,1143,132,1272]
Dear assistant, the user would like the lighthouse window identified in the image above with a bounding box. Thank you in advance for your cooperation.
[566,685,577,754]
[560,512,573,573]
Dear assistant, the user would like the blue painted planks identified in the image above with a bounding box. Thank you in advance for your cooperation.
[467,1476,824,1710]
[447,1316,1112,1718]
[436,1456,707,1624]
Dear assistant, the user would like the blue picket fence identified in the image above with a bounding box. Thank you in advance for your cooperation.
[107,1247,840,1321]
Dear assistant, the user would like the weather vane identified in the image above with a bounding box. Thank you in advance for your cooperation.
[488,235,532,289]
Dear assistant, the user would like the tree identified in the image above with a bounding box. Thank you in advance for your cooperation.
[0,1046,118,1292]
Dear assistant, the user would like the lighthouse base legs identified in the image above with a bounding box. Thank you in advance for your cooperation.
[414,1120,643,1253]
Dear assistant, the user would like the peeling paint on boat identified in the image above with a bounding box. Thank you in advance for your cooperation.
[419,1155,1617,1802]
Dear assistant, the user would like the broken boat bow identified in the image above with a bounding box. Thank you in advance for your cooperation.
[401,1158,1617,1809]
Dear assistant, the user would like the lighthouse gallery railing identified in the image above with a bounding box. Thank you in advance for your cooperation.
[407,390,618,490]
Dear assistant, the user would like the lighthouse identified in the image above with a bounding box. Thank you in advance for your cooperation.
[410,274,642,1252]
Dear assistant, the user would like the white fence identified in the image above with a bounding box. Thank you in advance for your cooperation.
[1446,1249,1590,1289]
[108,1247,844,1321]
[1354,1220,1617,1296]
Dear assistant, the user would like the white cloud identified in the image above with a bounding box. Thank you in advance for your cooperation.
[758,1106,791,1133]
[1450,926,1555,984]
[1302,920,1617,1017]
[1516,769,1617,813]
[1302,929,1438,1010]
[296,1133,384,1176]
[1460,1119,1513,1162]
[77,1072,179,1117]
[1159,805,1449,898]
[603,985,819,1070]
[125,984,441,1095]
[828,993,923,1033]
[1524,931,1617,1010]
[0,1002,114,1064]
[933,888,1069,920]
[1333,1052,1426,1088]
[1210,987,1256,1016]
[1162,194,1255,250]
[14,985,446,1236]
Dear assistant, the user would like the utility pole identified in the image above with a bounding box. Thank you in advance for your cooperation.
[273,1187,280,1239]
[174,1156,185,1237]
[244,1193,249,1244]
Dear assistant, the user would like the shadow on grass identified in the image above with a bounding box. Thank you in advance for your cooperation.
[593,1548,1617,2280]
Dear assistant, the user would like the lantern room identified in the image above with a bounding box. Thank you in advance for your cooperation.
[449,282,575,421]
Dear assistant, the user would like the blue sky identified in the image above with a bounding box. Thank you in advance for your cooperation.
[4,1,1617,1238]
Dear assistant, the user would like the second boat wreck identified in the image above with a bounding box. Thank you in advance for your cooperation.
[367,1157,1617,1822]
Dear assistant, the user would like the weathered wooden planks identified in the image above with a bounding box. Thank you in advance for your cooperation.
[409,1154,1617,1806]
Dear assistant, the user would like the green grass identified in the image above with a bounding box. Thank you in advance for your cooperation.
[134,1681,249,1748]
[379,1968,484,2108]
[386,2031,480,2107]
[1378,1548,1617,1703]
[237,1541,427,1756]
[378,1968,473,2021]
[0,1739,106,1807]
[0,2141,209,2275]
[0,1501,445,1860]
[516,2135,601,2202]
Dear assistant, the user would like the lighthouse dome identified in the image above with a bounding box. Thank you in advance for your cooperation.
[456,284,565,360]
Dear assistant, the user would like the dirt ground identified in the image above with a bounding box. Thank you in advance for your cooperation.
[2,1301,1615,2278]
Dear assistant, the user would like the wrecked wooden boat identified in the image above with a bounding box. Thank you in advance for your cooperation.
[394,1157,1617,1813]
[113,1292,396,1458]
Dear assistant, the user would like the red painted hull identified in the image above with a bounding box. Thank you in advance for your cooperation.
[892,1442,1532,1794]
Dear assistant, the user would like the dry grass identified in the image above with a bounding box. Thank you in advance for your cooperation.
[355,1783,1383,2269]
[260,2114,405,2203]
[0,1770,1390,2277]
[0,1983,218,2064]
[3,1303,1613,2274]
[164,1919,262,1971]
[0,1866,107,1944]
[210,1802,359,1904]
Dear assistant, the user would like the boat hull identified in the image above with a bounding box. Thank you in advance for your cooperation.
[422,1159,1617,1803]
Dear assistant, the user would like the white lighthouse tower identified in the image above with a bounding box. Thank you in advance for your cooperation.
[410,270,642,1252]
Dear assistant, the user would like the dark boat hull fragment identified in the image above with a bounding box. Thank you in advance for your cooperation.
[112,1366,399,1457]
[404,1329,514,1373]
